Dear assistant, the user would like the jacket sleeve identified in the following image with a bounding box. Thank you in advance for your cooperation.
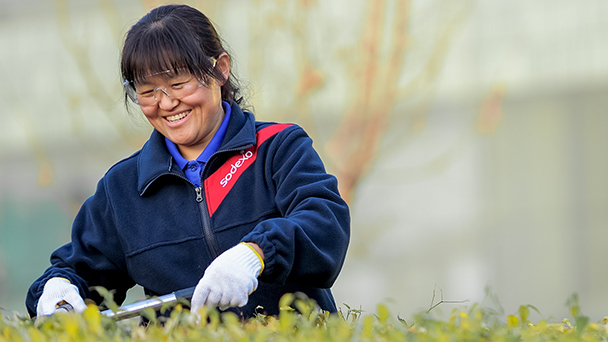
[242,125,350,288]
[25,176,135,317]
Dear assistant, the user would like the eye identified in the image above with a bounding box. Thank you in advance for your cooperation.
[136,89,154,97]
[171,81,187,89]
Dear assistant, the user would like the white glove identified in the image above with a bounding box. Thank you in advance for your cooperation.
[36,277,87,316]
[191,243,264,312]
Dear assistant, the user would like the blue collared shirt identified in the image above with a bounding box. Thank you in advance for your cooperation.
[165,101,232,187]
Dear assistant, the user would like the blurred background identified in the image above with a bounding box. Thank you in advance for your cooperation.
[1,0,607,321]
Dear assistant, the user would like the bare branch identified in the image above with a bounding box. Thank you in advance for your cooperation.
[427,284,468,313]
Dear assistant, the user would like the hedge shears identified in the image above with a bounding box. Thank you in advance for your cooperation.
[56,287,195,320]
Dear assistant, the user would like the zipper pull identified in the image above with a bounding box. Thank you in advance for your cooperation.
[195,187,203,203]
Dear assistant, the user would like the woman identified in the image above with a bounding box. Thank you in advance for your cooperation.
[26,4,350,318]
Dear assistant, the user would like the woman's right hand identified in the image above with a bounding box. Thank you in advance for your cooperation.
[36,277,87,316]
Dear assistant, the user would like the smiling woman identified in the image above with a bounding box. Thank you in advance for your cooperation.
[25,4,350,320]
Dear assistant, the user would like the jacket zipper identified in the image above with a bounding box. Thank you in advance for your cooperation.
[194,186,220,259]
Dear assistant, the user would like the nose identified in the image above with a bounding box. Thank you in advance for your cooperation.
[155,88,178,109]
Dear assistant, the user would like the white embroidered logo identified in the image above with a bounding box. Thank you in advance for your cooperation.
[220,150,254,187]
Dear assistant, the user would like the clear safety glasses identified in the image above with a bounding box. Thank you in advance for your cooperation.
[123,58,217,107]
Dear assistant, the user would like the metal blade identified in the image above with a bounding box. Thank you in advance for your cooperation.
[100,287,195,320]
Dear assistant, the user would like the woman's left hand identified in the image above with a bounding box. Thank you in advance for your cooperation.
[191,243,263,312]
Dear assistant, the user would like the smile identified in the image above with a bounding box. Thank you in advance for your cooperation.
[165,111,190,123]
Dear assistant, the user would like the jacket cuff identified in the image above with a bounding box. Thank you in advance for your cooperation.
[241,233,276,280]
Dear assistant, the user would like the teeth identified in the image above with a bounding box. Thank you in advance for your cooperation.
[166,111,189,123]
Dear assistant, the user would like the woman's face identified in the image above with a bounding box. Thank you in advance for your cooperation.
[138,54,230,160]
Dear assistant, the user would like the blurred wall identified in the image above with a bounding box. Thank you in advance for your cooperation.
[1,0,607,321]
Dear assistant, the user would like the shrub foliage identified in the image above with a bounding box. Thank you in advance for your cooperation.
[1,292,607,341]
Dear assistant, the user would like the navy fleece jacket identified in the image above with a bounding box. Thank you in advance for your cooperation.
[26,102,350,318]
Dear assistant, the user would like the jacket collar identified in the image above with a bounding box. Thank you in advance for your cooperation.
[136,101,256,195]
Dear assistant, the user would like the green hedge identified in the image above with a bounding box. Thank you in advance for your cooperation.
[1,293,606,341]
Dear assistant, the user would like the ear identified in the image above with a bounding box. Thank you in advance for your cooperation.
[216,52,231,86]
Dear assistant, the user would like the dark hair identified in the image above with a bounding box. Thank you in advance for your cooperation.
[121,5,242,106]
